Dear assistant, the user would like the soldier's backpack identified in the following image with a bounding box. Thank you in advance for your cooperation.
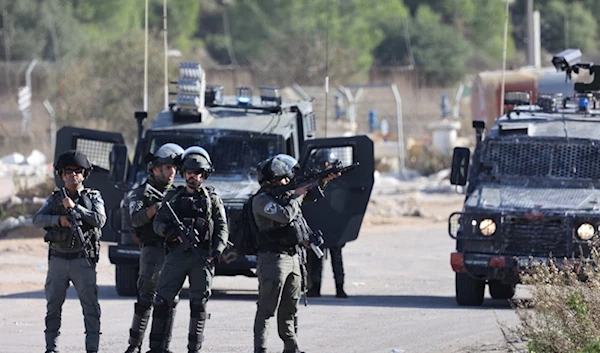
[232,195,259,256]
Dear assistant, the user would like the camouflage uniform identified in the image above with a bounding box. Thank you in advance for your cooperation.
[252,191,308,353]
[148,185,228,353]
[33,187,106,353]
[124,175,175,353]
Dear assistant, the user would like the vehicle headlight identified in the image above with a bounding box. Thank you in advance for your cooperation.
[478,218,496,236]
[577,223,595,240]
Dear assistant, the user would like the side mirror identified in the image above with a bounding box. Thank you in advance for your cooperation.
[109,144,129,187]
[450,147,470,186]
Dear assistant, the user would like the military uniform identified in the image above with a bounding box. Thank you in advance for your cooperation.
[125,175,175,353]
[252,190,309,353]
[148,184,228,353]
[33,186,106,353]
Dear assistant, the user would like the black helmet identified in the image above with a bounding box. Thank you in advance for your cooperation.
[146,143,184,171]
[257,154,298,185]
[312,149,338,166]
[54,150,92,177]
[180,146,213,176]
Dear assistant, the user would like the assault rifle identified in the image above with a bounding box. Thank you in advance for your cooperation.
[163,200,210,264]
[60,188,95,267]
[271,160,359,198]
[144,183,165,204]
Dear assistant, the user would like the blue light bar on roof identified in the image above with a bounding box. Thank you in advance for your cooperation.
[237,86,253,106]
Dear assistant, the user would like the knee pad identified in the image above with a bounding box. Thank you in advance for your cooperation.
[137,293,154,307]
[172,295,180,308]
[152,296,171,319]
[190,298,208,319]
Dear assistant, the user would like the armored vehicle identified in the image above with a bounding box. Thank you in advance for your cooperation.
[54,63,375,296]
[448,49,600,306]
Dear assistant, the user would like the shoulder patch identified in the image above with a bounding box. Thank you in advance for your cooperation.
[263,202,278,215]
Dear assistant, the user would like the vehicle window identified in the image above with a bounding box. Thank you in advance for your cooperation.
[147,134,278,176]
[305,146,354,172]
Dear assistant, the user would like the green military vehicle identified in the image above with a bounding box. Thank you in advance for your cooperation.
[54,62,375,296]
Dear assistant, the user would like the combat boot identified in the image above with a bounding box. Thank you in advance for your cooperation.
[306,282,321,297]
[124,347,140,353]
[283,349,306,353]
[335,284,348,298]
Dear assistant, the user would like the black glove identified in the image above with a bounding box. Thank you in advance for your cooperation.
[209,250,221,264]
[164,227,178,242]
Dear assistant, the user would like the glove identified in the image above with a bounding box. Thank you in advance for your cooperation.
[209,250,222,264]
[164,227,178,242]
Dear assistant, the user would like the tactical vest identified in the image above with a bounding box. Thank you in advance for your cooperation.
[44,189,100,251]
[134,181,169,245]
[171,187,213,250]
[256,196,308,253]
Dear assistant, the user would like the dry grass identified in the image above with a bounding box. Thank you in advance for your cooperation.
[510,246,600,353]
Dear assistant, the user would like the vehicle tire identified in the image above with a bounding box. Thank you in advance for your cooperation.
[116,264,139,297]
[488,280,516,300]
[456,272,485,306]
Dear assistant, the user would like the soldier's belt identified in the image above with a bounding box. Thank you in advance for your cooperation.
[49,249,88,260]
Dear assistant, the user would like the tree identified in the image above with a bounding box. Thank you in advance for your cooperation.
[210,0,408,85]
[539,0,597,53]
[374,5,470,86]
[52,31,167,144]
[0,0,86,61]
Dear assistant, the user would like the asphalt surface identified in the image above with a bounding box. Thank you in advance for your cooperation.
[0,216,523,353]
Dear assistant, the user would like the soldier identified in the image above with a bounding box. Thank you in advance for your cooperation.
[252,154,340,353]
[306,149,348,299]
[147,146,229,353]
[124,143,184,353]
[33,150,106,353]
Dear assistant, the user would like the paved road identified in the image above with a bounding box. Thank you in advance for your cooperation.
[0,220,522,353]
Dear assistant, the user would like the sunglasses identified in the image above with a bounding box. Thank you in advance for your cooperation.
[63,168,84,174]
[186,169,209,177]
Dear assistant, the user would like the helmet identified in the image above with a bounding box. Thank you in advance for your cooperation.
[257,154,298,185]
[312,149,338,167]
[147,143,184,170]
[54,150,92,177]
[180,146,213,176]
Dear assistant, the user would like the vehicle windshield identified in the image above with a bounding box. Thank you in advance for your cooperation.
[476,136,600,186]
[147,133,278,177]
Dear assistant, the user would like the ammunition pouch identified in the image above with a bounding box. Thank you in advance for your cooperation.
[43,229,69,243]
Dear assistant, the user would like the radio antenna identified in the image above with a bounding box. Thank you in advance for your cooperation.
[143,0,149,111]
[163,0,169,109]
[499,0,510,116]
[323,0,330,137]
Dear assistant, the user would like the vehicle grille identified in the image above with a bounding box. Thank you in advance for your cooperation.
[482,139,600,180]
[502,216,568,257]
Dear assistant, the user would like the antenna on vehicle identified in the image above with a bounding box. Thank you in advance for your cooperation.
[323,0,330,137]
[143,0,149,112]
[163,0,169,109]
[499,0,511,117]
